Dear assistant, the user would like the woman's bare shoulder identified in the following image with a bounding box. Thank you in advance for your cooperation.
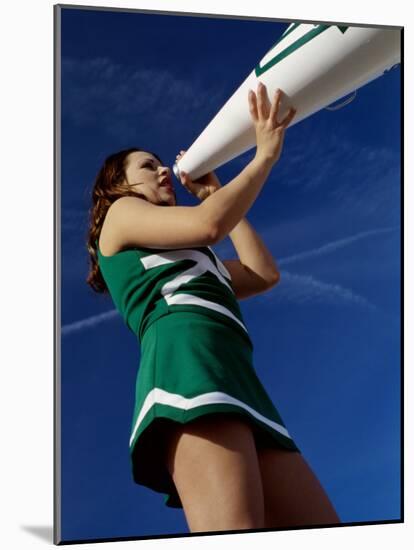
[98,195,216,251]
[98,200,129,256]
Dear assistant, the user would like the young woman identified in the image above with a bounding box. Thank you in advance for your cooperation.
[86,82,340,533]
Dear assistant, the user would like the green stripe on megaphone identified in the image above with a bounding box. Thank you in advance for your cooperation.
[255,24,349,77]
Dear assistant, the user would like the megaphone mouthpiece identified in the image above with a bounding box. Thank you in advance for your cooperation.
[172,163,180,180]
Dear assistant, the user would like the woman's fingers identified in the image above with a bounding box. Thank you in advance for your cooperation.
[180,170,196,193]
[180,171,190,188]
[176,149,186,161]
[269,88,283,127]
[248,89,259,122]
[269,88,296,129]
[280,106,297,128]
[249,82,271,121]
[251,83,295,127]
[256,83,264,119]
[258,81,271,119]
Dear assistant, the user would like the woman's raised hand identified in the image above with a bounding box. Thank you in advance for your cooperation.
[176,150,222,202]
[248,82,296,166]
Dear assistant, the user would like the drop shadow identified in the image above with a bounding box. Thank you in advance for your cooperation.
[20,525,54,543]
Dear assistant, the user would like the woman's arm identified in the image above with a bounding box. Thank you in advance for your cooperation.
[227,217,279,284]
[176,149,280,290]
[178,84,296,242]
[223,217,280,300]
[186,154,274,241]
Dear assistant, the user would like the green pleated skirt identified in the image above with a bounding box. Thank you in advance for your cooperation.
[129,311,301,508]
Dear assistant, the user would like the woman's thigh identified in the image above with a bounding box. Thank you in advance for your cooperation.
[164,412,265,533]
[257,446,341,529]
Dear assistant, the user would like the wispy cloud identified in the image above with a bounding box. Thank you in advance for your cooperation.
[62,57,225,139]
[220,130,400,241]
[61,309,119,336]
[277,225,399,266]
[283,133,400,224]
[257,270,379,312]
[255,222,399,314]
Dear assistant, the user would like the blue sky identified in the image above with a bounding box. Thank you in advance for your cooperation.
[59,6,401,542]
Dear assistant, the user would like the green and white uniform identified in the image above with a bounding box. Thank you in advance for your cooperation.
[97,241,300,508]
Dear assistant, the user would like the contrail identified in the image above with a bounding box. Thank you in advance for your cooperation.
[61,309,119,336]
[271,270,379,312]
[278,225,399,266]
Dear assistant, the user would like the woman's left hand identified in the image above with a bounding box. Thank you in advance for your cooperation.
[176,150,222,201]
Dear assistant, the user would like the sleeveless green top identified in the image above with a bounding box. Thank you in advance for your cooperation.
[96,240,253,348]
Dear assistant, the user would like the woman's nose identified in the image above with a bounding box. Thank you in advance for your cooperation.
[159,166,171,177]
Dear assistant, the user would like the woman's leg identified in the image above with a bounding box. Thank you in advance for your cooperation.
[164,413,265,533]
[257,446,341,529]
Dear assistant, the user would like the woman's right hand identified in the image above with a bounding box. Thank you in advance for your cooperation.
[248,82,296,166]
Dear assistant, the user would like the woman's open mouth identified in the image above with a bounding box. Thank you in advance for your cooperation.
[160,179,173,192]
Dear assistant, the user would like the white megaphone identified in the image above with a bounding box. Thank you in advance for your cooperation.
[173,23,400,181]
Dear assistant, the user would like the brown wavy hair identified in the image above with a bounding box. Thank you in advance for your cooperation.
[86,147,163,293]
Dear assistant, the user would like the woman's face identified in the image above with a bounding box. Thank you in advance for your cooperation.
[123,151,177,206]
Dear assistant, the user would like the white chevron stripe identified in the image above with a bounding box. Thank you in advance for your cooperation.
[165,292,248,333]
[161,263,209,295]
[139,248,248,332]
[129,387,292,447]
[207,246,232,279]
[140,249,233,293]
